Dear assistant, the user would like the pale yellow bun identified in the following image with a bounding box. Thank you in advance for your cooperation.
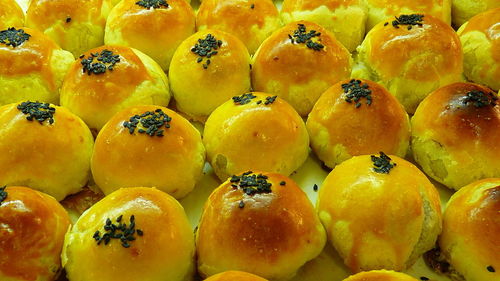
[252,21,352,116]
[26,0,117,56]
[411,82,500,190]
[352,14,463,114]
[169,29,251,121]
[342,270,419,281]
[204,271,269,281]
[306,79,410,168]
[0,0,24,30]
[91,105,205,199]
[105,0,195,71]
[60,45,170,131]
[457,8,500,91]
[362,0,451,31]
[203,92,309,181]
[62,187,195,281]
[0,186,70,281]
[281,0,366,52]
[0,101,94,201]
[452,0,499,27]
[197,0,281,54]
[317,154,442,273]
[0,27,73,106]
[440,178,500,281]
[196,171,326,280]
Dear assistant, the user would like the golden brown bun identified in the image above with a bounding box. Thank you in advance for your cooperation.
[204,271,269,281]
[362,0,451,31]
[281,0,366,52]
[352,14,463,114]
[26,0,116,56]
[342,270,419,281]
[0,0,24,29]
[169,29,251,121]
[203,92,309,181]
[91,105,206,199]
[197,0,281,54]
[306,79,410,168]
[252,21,352,116]
[0,102,94,201]
[62,187,195,281]
[105,0,195,70]
[439,178,500,281]
[60,45,170,131]
[0,186,70,281]
[0,27,73,106]
[317,154,442,273]
[411,82,500,190]
[457,8,500,91]
[452,0,500,27]
[196,171,326,280]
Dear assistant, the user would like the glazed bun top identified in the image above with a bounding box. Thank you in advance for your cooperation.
[0,0,24,29]
[204,271,268,281]
[342,270,419,281]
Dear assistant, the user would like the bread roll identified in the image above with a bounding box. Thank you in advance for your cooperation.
[411,82,500,190]
[0,101,94,201]
[362,0,451,31]
[439,178,500,281]
[281,0,366,52]
[342,270,419,281]
[204,271,268,281]
[196,171,326,280]
[169,30,251,121]
[26,0,116,56]
[457,8,500,91]
[197,0,281,54]
[0,186,70,281]
[105,0,195,71]
[0,27,73,106]
[317,153,442,272]
[91,105,205,199]
[352,14,463,114]
[306,79,410,168]
[252,21,352,116]
[60,45,170,131]
[452,0,499,27]
[203,92,309,181]
[62,187,195,281]
[0,0,24,30]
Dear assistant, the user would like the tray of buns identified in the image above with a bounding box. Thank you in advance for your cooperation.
[0,0,499,281]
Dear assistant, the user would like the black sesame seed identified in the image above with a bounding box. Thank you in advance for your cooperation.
[342,79,373,108]
[17,101,56,125]
[191,33,222,69]
[250,3,254,9]
[391,14,424,29]
[93,215,142,248]
[239,200,245,208]
[461,90,498,108]
[230,171,273,196]
[233,93,257,105]
[313,184,318,191]
[371,152,397,174]
[420,277,429,281]
[280,181,286,186]
[288,23,324,51]
[136,0,169,9]
[66,17,71,23]
[0,27,31,47]
[487,266,495,273]
[80,49,120,75]
[0,186,7,205]
[123,109,171,137]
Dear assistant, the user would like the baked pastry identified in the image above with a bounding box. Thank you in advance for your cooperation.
[0,0,24,30]
[91,105,205,199]
[62,187,195,281]
[362,0,451,31]
[411,82,500,190]
[0,101,94,201]
[342,270,419,281]
[306,79,410,168]
[204,271,268,281]
[26,0,116,56]
[105,0,195,71]
[0,27,74,106]
[281,0,366,52]
[457,8,500,91]
[197,0,281,54]
[169,30,251,121]
[203,92,309,181]
[0,186,71,281]
[317,153,442,272]
[196,171,326,280]
[439,178,500,281]
[352,14,463,114]
[60,45,170,131]
[452,0,499,27]
[252,21,352,116]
